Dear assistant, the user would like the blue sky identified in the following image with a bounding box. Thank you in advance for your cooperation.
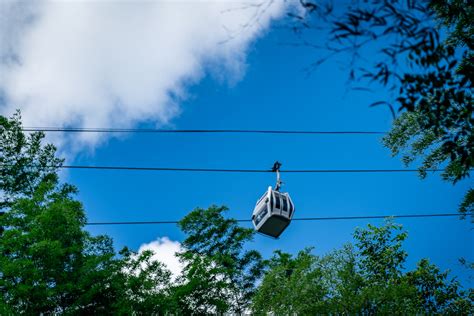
[1,1,472,287]
[72,21,472,284]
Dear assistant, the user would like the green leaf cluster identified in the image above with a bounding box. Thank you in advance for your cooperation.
[0,113,174,314]
[295,0,473,219]
[174,206,264,315]
[252,221,473,315]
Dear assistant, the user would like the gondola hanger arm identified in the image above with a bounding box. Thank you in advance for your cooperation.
[272,161,283,191]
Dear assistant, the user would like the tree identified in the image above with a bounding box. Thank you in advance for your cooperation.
[175,205,265,315]
[354,222,422,314]
[107,248,175,315]
[252,220,473,314]
[292,0,472,217]
[383,111,473,221]
[0,171,107,313]
[406,258,474,313]
[252,249,329,315]
[0,112,115,313]
[0,112,174,314]
[0,111,63,210]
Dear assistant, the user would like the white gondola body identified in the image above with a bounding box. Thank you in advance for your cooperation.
[252,186,295,238]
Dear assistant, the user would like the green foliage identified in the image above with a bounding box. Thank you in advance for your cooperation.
[252,249,328,315]
[355,221,408,282]
[0,170,109,313]
[406,259,474,314]
[384,111,473,219]
[0,112,173,314]
[108,248,174,315]
[459,188,474,220]
[0,113,92,313]
[176,205,265,315]
[0,110,63,210]
[430,0,473,48]
[295,0,473,218]
[353,221,420,314]
[252,220,473,314]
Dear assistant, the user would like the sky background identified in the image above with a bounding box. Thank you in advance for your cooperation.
[1,1,472,286]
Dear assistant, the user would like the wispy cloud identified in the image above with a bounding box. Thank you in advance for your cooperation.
[0,0,288,152]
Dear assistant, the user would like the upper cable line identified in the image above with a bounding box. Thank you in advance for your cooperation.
[22,127,386,135]
[58,165,443,173]
[0,163,445,173]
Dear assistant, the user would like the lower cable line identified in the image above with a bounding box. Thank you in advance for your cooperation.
[85,212,471,226]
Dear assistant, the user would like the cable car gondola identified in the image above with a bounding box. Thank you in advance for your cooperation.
[252,162,295,238]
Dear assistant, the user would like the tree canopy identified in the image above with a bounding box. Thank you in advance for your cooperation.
[293,0,473,218]
[174,206,265,314]
[0,113,174,314]
[252,221,473,315]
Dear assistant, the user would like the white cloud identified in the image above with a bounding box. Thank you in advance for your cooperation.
[0,0,288,152]
[138,236,184,279]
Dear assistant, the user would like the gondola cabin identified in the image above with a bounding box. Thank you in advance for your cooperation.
[252,186,295,238]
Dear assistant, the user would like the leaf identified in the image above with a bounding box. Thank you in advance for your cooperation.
[352,87,374,92]
[370,101,396,119]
